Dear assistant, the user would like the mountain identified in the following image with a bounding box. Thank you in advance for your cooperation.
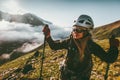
[93,20,120,39]
[0,11,53,65]
[0,11,52,26]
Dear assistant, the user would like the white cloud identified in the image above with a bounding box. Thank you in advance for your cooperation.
[0,20,72,42]
[0,20,44,44]
[0,20,71,54]
[1,0,27,14]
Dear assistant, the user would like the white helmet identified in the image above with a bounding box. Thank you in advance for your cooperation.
[74,15,94,30]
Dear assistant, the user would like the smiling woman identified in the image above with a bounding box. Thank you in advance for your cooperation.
[2,0,26,14]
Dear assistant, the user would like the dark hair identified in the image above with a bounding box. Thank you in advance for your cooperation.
[83,30,91,38]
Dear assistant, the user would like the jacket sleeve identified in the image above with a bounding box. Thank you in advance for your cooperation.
[89,40,119,63]
[46,36,69,50]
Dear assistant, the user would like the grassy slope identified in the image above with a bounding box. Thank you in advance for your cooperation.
[92,20,120,40]
[0,38,120,80]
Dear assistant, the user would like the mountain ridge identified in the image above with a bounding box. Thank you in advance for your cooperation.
[93,20,120,39]
[0,11,52,26]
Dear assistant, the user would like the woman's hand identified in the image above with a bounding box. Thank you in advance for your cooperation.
[42,24,50,38]
[109,38,119,48]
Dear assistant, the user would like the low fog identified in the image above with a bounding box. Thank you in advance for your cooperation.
[0,20,71,60]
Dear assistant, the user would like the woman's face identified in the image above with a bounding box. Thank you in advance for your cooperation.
[72,26,87,39]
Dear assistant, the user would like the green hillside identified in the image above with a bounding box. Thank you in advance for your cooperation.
[0,38,120,80]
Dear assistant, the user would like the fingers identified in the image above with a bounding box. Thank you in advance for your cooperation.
[42,24,50,37]
[42,24,49,32]
[43,24,50,31]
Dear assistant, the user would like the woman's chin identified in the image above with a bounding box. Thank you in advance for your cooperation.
[73,37,79,39]
[73,36,83,39]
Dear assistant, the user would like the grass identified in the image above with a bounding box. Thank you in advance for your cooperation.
[0,38,120,80]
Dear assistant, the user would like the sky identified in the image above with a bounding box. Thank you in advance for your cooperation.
[0,0,120,27]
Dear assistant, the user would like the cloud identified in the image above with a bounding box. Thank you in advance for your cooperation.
[0,20,72,42]
[0,20,43,42]
[0,20,72,61]
[0,20,72,54]
[1,0,27,14]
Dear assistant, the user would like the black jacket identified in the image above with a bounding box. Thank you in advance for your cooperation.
[46,36,118,73]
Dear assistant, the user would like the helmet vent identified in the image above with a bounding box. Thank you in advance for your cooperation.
[87,19,91,22]
[86,22,91,25]
[79,20,84,23]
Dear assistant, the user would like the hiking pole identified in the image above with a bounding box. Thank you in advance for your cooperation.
[104,63,110,80]
[39,35,46,80]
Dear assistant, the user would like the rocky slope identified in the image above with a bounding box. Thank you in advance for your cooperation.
[93,20,120,39]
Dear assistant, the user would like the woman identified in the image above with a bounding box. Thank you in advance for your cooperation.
[42,15,119,80]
